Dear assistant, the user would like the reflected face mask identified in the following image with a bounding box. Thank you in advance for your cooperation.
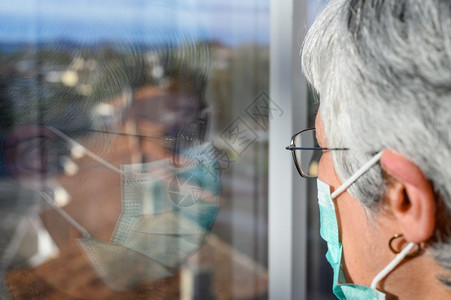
[316,152,416,299]
[42,129,221,291]
[111,145,221,269]
[79,143,220,291]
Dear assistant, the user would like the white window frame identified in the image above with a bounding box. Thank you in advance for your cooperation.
[269,0,309,299]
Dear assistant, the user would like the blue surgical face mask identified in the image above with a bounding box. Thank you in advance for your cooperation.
[317,151,416,299]
[41,128,221,291]
[76,150,220,291]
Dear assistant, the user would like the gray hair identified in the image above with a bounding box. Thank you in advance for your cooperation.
[302,0,451,286]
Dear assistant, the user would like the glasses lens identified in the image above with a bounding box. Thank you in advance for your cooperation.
[293,129,321,177]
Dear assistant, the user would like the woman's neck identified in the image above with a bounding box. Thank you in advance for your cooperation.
[383,251,451,299]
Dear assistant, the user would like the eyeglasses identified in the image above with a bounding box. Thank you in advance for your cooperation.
[285,128,349,178]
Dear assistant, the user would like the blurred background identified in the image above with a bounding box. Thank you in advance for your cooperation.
[0,0,333,299]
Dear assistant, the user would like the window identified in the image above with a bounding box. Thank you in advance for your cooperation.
[0,1,271,298]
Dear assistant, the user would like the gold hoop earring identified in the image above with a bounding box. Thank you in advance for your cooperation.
[388,233,422,258]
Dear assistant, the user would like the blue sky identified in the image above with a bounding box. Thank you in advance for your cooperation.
[0,0,270,46]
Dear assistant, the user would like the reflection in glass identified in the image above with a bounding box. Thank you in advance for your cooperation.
[0,0,269,299]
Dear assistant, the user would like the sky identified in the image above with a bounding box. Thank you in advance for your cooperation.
[0,0,270,46]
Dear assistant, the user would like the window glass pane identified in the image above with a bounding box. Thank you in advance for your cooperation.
[0,1,269,298]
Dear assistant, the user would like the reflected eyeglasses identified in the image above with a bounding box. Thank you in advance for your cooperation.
[65,115,209,167]
[285,128,349,178]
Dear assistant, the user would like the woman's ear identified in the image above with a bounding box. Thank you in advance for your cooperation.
[380,150,436,243]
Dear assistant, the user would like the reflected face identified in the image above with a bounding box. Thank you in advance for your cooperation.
[133,88,201,135]
[315,109,391,286]
[131,86,202,162]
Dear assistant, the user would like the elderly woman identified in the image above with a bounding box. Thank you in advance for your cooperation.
[289,0,451,298]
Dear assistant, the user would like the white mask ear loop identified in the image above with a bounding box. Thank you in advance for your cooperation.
[331,151,383,200]
[370,242,416,289]
[40,127,126,239]
[40,191,91,238]
[46,126,123,175]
